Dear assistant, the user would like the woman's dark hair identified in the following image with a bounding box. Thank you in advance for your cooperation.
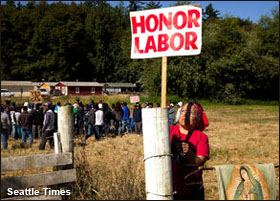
[35,103,40,110]
[115,102,122,112]
[185,102,194,126]
[15,107,21,112]
[103,103,111,113]
[111,104,115,109]
[94,104,99,110]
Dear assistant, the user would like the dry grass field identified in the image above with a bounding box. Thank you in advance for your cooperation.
[1,100,279,200]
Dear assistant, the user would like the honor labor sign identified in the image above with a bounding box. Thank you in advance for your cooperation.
[130,5,202,59]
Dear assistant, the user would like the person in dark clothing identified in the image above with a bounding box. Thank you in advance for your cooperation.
[1,106,10,149]
[83,105,96,142]
[89,100,95,111]
[19,106,33,145]
[112,102,123,136]
[114,102,123,135]
[53,104,58,132]
[133,104,142,135]
[39,103,55,150]
[83,104,90,136]
[102,103,112,136]
[31,104,44,139]
[76,104,84,134]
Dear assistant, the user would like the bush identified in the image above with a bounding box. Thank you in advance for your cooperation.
[214,83,244,105]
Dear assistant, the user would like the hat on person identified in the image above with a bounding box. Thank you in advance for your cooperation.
[44,102,51,109]
[177,102,183,107]
[170,103,174,107]
[24,102,29,107]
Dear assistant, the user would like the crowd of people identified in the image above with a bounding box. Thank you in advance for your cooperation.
[1,98,210,199]
[1,100,58,150]
[1,98,184,149]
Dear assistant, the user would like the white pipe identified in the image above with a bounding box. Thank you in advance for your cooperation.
[58,106,74,153]
[142,108,173,200]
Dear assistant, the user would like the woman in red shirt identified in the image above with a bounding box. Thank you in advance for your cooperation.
[170,102,209,200]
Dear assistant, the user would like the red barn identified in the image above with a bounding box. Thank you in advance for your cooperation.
[55,81,104,96]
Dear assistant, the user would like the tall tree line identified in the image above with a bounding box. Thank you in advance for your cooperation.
[1,1,278,102]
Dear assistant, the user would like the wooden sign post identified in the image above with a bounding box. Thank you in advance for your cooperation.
[161,57,167,108]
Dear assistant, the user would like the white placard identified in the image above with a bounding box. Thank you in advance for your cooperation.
[130,96,140,103]
[130,5,202,59]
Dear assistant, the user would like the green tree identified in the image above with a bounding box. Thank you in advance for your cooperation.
[203,3,220,21]
[1,3,19,80]
[170,1,192,6]
[128,1,144,11]
[85,2,123,82]
[144,1,162,9]
[1,2,278,101]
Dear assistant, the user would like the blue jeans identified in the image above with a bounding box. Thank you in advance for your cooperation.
[1,129,9,149]
[84,123,88,135]
[21,128,33,145]
[84,124,96,141]
[122,119,131,133]
[104,122,110,136]
[15,125,22,138]
[95,126,102,140]
[134,121,142,134]
[115,120,122,135]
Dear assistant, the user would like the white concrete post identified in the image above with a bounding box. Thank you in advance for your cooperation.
[56,106,74,195]
[142,108,173,200]
[58,106,74,153]
[53,132,62,154]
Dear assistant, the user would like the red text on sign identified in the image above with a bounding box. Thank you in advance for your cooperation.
[131,9,200,34]
[134,32,198,54]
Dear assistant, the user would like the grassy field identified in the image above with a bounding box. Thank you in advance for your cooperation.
[1,96,279,200]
